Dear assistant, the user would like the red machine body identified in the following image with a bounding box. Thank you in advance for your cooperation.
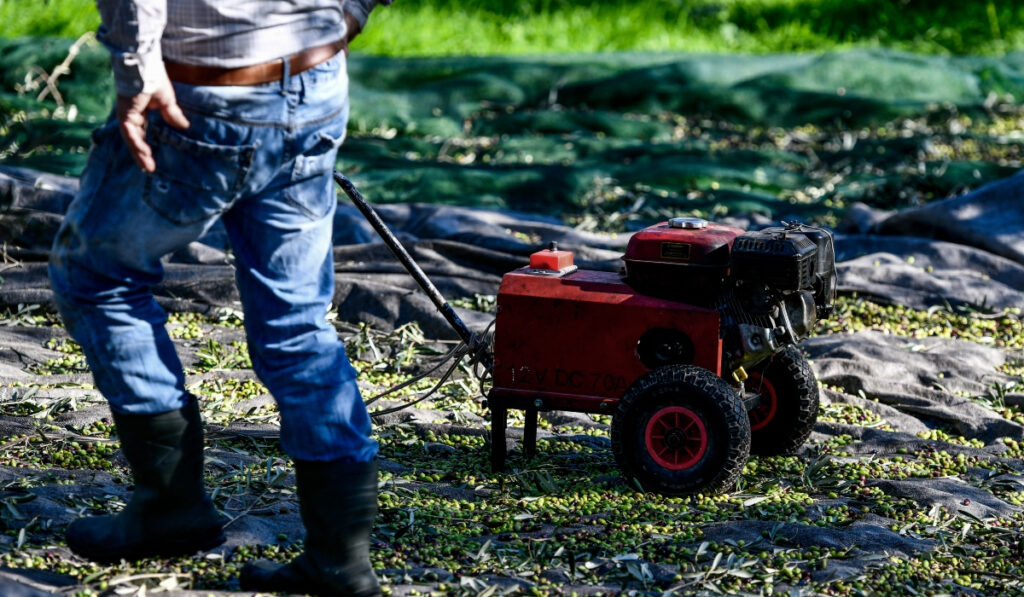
[492,219,744,414]
[491,269,722,413]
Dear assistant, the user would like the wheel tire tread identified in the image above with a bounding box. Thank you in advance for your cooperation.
[611,365,750,495]
[749,345,819,456]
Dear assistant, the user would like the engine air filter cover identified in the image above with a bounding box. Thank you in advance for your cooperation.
[731,228,817,291]
[623,220,744,303]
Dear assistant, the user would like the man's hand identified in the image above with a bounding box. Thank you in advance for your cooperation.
[116,71,190,173]
[342,12,363,56]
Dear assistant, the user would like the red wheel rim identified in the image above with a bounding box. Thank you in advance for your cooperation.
[644,406,708,470]
[747,372,778,432]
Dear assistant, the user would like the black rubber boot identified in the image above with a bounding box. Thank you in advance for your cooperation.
[240,459,380,596]
[66,399,225,563]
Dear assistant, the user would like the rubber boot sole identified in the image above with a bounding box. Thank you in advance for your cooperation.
[239,559,381,597]
[67,524,226,564]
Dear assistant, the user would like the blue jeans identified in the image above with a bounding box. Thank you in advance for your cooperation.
[48,55,377,463]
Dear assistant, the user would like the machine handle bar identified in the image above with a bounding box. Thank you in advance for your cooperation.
[332,171,481,352]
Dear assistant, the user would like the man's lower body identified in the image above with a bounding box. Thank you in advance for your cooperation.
[49,53,379,595]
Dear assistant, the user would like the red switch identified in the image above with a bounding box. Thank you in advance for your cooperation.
[529,241,574,270]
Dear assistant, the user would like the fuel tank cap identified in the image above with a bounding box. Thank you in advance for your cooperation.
[668,217,709,229]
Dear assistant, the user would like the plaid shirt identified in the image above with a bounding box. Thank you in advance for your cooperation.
[96,0,390,96]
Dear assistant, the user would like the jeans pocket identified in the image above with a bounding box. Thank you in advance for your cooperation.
[90,118,120,147]
[143,120,257,226]
[283,130,345,220]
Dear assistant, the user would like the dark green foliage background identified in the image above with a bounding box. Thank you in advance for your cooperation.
[4,38,1024,229]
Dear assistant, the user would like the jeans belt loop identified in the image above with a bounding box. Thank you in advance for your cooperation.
[280,54,291,92]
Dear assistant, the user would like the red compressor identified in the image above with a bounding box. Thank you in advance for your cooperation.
[336,174,836,496]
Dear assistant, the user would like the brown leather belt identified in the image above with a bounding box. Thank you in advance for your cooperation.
[164,39,346,86]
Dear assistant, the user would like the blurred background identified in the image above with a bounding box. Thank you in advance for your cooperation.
[3,0,1024,55]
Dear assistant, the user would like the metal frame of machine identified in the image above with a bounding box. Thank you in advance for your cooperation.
[335,173,834,496]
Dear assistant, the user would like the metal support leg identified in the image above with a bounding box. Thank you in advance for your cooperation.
[490,406,507,472]
[524,409,538,460]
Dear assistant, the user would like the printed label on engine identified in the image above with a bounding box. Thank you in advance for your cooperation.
[660,242,691,260]
[509,366,628,394]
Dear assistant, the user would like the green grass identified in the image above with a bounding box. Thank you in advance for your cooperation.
[0,0,99,38]
[2,0,1024,55]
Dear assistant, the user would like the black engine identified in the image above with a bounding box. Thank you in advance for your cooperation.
[716,223,837,374]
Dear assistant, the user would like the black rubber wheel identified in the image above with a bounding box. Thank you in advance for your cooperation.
[746,345,819,456]
[611,365,750,496]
